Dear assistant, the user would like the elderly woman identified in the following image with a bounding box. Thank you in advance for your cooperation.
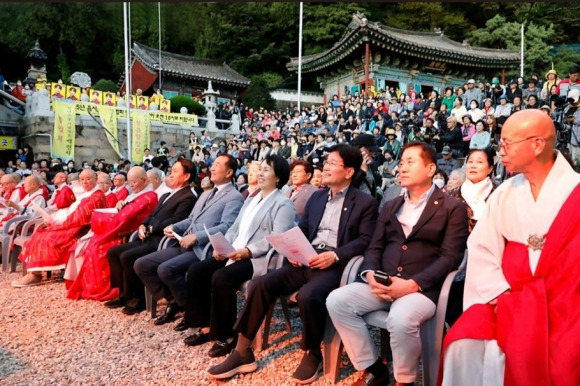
[446,148,496,326]
[445,168,466,193]
[181,154,295,358]
[469,120,491,150]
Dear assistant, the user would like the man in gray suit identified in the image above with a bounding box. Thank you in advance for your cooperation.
[134,154,244,325]
[286,160,318,222]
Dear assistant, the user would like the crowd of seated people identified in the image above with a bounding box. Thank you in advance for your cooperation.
[2,87,579,385]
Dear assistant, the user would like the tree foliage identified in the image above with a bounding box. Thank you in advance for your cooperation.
[0,2,577,92]
[242,75,276,111]
[170,96,207,116]
[469,14,555,76]
[92,79,118,92]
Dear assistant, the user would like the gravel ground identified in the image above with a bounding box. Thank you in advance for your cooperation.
[0,270,390,386]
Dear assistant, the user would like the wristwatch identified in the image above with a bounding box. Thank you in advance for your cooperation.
[333,252,340,265]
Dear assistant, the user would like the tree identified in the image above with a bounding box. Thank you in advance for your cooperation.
[242,75,276,111]
[92,79,118,92]
[469,14,555,76]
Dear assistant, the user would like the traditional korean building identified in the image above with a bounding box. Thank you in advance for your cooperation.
[120,42,250,104]
[287,12,520,102]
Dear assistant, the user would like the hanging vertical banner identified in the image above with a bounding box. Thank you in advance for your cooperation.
[131,110,150,163]
[98,105,123,159]
[52,100,76,162]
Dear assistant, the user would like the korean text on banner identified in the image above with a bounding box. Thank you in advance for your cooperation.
[131,110,150,162]
[52,100,76,162]
[97,105,122,158]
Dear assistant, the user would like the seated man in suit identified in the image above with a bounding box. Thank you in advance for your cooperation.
[12,170,107,288]
[208,144,378,384]
[132,154,244,319]
[286,160,318,222]
[104,159,197,311]
[325,141,469,386]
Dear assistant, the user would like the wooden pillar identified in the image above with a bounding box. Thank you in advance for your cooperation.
[501,68,506,85]
[365,42,370,93]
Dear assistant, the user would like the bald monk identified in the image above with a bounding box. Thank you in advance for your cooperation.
[66,166,158,301]
[12,170,107,288]
[97,172,118,208]
[45,172,76,211]
[440,109,580,385]
[0,175,46,226]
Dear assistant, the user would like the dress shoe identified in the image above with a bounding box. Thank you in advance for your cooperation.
[352,368,391,386]
[207,348,258,379]
[184,331,210,347]
[208,339,236,358]
[121,298,145,315]
[292,350,323,384]
[154,302,184,326]
[393,383,414,386]
[173,318,188,332]
[103,297,127,309]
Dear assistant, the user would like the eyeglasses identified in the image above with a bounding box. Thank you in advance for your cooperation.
[324,160,345,168]
[497,136,542,152]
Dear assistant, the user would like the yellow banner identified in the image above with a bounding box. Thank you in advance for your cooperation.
[0,136,17,150]
[131,111,150,163]
[75,103,198,126]
[52,101,76,161]
[97,105,122,159]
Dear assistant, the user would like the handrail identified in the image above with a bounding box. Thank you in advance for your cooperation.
[0,89,25,107]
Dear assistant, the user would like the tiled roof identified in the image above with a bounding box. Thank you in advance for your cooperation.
[288,12,520,72]
[133,42,250,87]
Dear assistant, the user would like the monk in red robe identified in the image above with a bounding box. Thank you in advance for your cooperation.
[0,173,21,219]
[46,172,76,211]
[97,172,118,208]
[440,110,580,386]
[66,166,158,301]
[111,172,130,202]
[11,169,107,288]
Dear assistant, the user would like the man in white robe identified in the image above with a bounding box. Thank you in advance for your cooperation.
[441,109,580,386]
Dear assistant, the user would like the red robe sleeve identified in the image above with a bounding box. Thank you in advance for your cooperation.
[113,186,129,202]
[53,185,76,209]
[106,193,118,208]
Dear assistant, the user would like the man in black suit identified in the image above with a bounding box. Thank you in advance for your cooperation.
[326,141,468,386]
[104,159,197,313]
[207,144,378,384]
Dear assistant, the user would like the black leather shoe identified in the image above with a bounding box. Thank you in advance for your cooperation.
[208,339,236,358]
[173,318,188,332]
[154,303,184,326]
[104,297,126,309]
[184,331,210,347]
[121,298,145,315]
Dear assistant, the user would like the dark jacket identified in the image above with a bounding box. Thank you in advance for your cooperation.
[299,186,378,269]
[141,186,197,244]
[359,187,468,304]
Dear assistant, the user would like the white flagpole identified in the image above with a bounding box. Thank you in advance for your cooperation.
[124,2,132,162]
[158,2,162,89]
[520,23,524,78]
[297,2,303,112]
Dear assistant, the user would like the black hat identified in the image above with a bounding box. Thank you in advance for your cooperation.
[351,133,380,152]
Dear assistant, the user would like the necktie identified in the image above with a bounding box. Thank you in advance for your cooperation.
[202,187,218,210]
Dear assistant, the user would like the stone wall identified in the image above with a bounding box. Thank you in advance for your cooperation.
[20,90,239,164]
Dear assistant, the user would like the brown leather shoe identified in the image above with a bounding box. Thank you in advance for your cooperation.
[352,369,391,386]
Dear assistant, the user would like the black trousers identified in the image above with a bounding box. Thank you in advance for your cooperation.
[185,257,253,342]
[233,263,343,351]
[106,237,160,301]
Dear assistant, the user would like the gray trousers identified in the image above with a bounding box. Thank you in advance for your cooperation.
[326,282,435,383]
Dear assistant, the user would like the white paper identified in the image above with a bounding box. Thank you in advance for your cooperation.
[265,226,317,266]
[172,231,183,241]
[94,208,118,214]
[204,224,235,256]
[31,201,52,223]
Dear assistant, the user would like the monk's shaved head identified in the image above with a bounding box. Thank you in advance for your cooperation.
[127,166,148,193]
[500,110,556,175]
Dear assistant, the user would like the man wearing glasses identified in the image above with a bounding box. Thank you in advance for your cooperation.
[441,109,580,385]
[208,144,378,384]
